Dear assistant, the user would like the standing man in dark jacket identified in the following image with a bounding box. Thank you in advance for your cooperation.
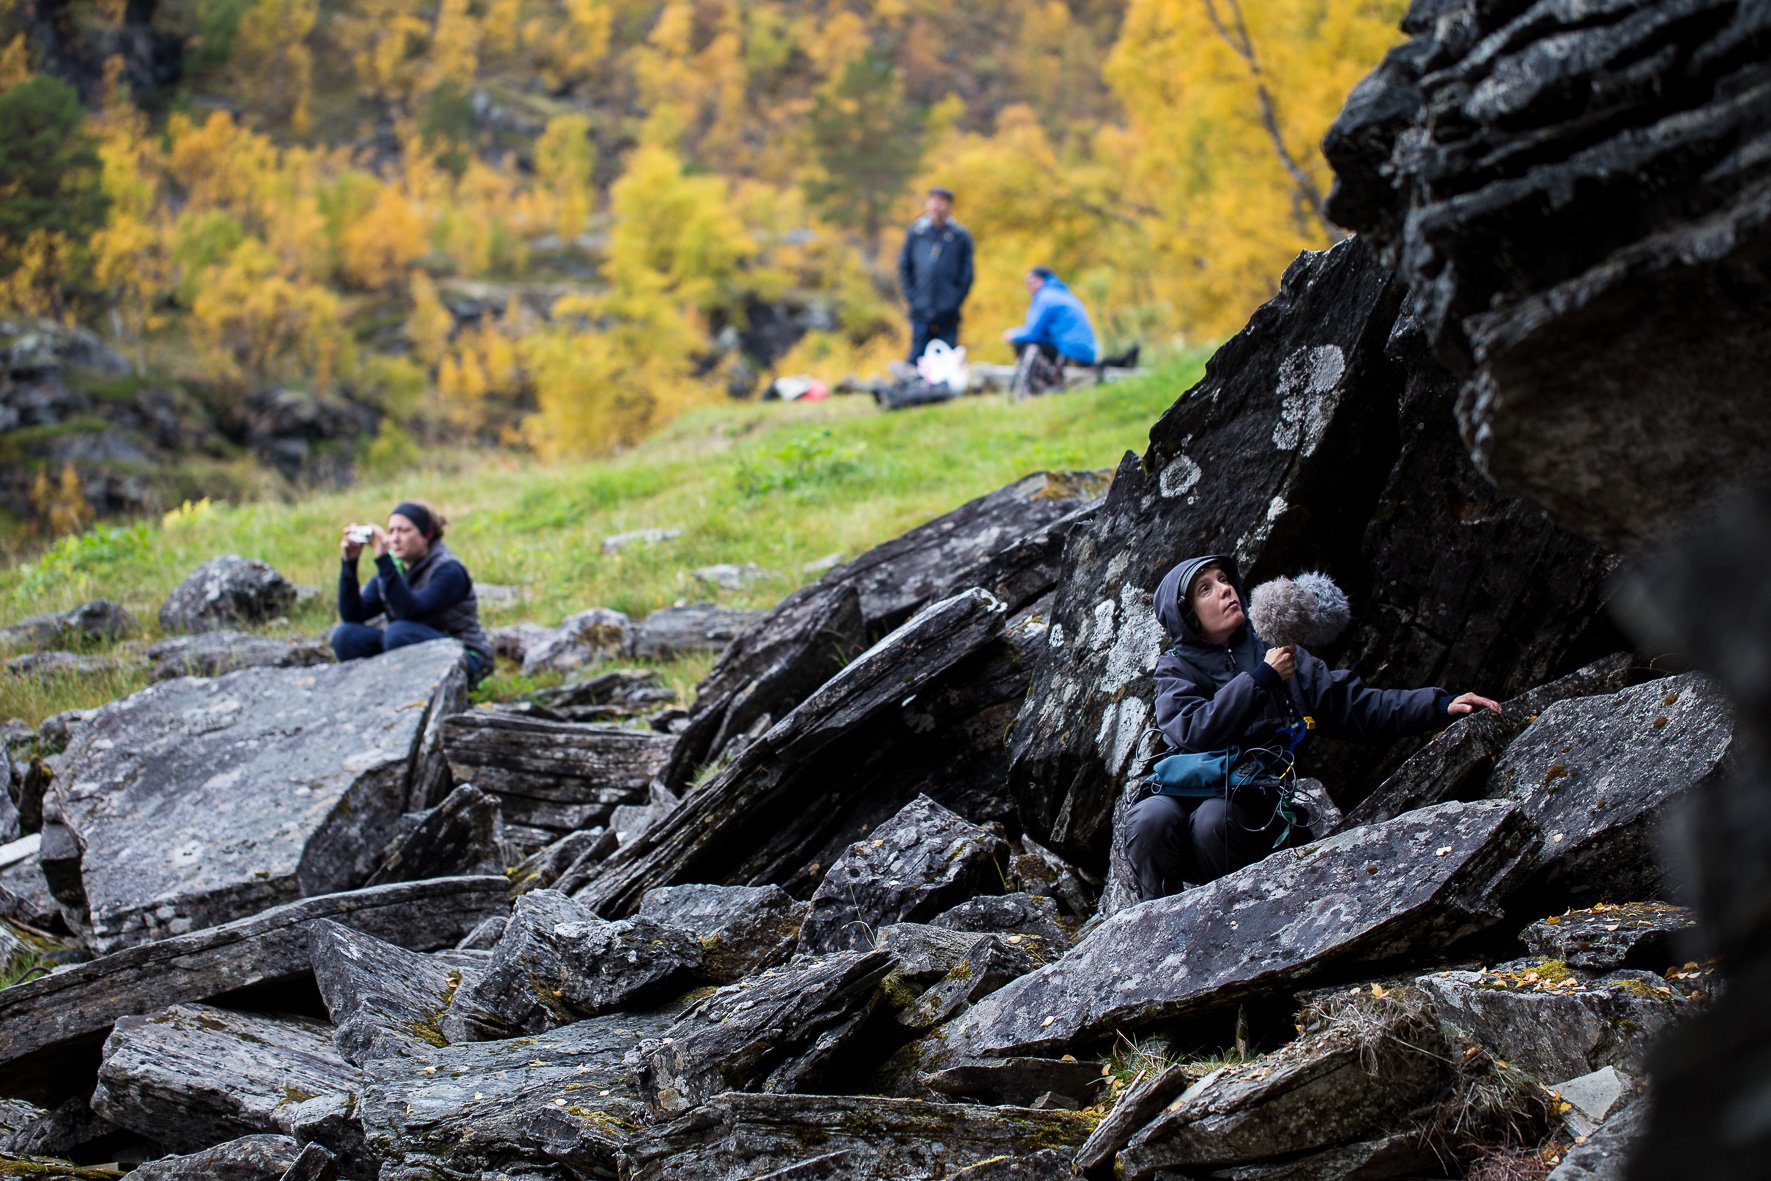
[898,186,974,363]
[1124,554,1500,899]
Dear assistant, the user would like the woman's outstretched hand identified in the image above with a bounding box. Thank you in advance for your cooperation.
[341,526,364,562]
[1447,691,1502,717]
[1263,644,1296,680]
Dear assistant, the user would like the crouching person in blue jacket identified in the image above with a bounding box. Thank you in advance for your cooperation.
[1124,553,1499,900]
[332,500,493,686]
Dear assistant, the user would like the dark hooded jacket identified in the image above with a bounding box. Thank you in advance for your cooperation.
[339,540,491,664]
[897,216,974,319]
[1151,554,1449,756]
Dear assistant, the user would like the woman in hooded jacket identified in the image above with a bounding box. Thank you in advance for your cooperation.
[1124,553,1499,900]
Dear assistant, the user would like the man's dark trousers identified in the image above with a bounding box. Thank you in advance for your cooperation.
[909,312,961,364]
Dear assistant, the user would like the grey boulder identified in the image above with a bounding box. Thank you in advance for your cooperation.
[1115,1000,1448,1180]
[358,1009,677,1181]
[308,920,467,1064]
[364,782,503,886]
[46,640,467,951]
[520,608,633,675]
[645,950,893,1113]
[632,602,762,660]
[1547,1097,1649,1181]
[1521,903,1698,973]
[0,599,134,650]
[443,889,702,1040]
[1415,959,1693,1082]
[636,883,805,983]
[159,556,297,634]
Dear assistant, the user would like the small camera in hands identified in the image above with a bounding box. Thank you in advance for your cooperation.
[346,525,374,544]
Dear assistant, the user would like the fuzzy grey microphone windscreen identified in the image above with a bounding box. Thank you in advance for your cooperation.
[1247,572,1352,650]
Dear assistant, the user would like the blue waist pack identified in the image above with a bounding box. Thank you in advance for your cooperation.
[1145,746,1267,800]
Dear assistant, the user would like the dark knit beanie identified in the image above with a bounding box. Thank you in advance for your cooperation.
[392,501,437,539]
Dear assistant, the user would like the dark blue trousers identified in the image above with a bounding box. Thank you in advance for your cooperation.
[331,620,450,660]
[1124,786,1313,900]
[332,621,488,683]
[909,312,961,363]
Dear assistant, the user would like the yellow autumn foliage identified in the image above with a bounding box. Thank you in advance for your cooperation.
[1104,0,1405,336]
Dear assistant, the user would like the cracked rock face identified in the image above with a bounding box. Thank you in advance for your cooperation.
[45,641,467,952]
[1323,0,1771,548]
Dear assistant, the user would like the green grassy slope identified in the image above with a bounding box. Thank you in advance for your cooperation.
[0,357,1204,725]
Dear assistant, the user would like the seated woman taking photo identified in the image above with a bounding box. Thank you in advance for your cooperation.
[332,500,492,685]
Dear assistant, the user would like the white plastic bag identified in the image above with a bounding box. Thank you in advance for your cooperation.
[916,339,969,393]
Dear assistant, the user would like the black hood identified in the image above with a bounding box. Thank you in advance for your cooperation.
[1155,553,1242,643]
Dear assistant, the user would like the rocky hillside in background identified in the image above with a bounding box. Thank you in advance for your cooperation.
[1,0,1767,1177]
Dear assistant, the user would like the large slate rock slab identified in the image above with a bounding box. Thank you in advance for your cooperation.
[47,641,468,952]
[632,602,762,660]
[308,920,465,1064]
[826,470,1109,638]
[636,883,805,983]
[159,556,298,634]
[645,950,894,1113]
[146,630,330,681]
[129,1134,303,1181]
[358,1009,676,1181]
[658,581,865,791]
[93,1004,364,1155]
[1323,0,1771,550]
[750,604,1054,900]
[1348,653,1639,827]
[440,710,672,845]
[1006,238,1616,866]
[443,889,701,1041]
[798,795,1009,955]
[0,876,506,1091]
[1416,959,1693,1083]
[660,470,1104,794]
[625,1093,1096,1181]
[939,801,1536,1059]
[1484,671,1734,898]
[575,589,1009,917]
[1115,1001,1449,1179]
